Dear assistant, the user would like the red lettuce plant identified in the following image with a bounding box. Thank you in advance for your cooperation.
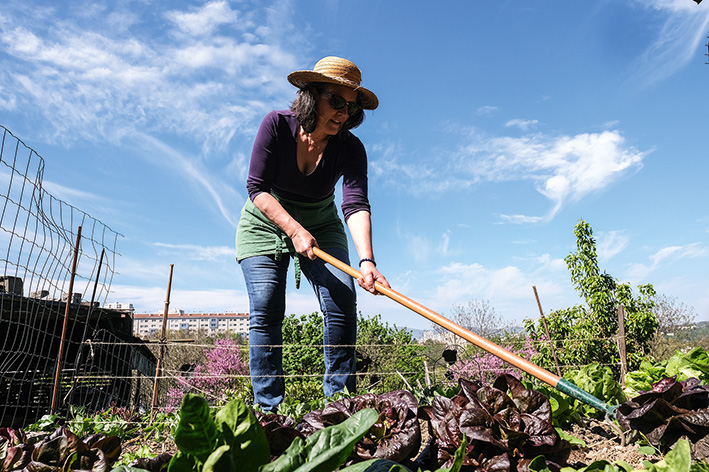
[419,374,571,471]
[616,377,709,455]
[254,411,306,457]
[300,390,421,465]
[0,426,120,472]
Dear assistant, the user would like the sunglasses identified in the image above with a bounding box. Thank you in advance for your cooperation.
[320,91,361,116]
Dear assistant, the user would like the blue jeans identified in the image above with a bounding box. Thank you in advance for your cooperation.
[240,248,357,411]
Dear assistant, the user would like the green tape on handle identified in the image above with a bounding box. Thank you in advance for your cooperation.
[556,378,617,416]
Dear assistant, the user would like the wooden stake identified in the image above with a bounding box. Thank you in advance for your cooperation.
[617,305,628,387]
[51,226,82,414]
[532,286,562,377]
[150,264,174,421]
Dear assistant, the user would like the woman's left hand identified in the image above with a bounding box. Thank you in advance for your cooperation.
[357,261,390,295]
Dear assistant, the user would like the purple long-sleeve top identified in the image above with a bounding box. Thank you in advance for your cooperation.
[246,110,371,221]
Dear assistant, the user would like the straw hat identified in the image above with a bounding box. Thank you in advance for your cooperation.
[288,56,379,110]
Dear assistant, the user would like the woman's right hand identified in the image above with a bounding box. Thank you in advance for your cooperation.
[252,193,318,260]
[290,226,318,260]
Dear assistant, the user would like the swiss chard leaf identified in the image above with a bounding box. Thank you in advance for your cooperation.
[214,398,270,470]
[172,394,220,466]
[202,445,233,472]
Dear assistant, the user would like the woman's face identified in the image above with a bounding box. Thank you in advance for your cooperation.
[315,84,359,136]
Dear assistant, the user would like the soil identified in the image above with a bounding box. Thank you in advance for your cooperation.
[120,417,660,470]
[565,418,660,469]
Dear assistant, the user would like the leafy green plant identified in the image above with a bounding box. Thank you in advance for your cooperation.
[23,412,64,433]
[141,410,179,443]
[168,393,270,472]
[564,363,626,419]
[156,391,473,472]
[116,445,157,467]
[624,347,709,397]
[261,408,379,472]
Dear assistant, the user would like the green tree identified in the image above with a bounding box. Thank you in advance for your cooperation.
[356,314,426,394]
[282,312,326,403]
[280,312,425,402]
[524,220,658,375]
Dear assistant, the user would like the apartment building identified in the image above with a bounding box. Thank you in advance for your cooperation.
[132,310,249,337]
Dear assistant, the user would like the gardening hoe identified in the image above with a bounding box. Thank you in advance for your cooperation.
[313,247,618,418]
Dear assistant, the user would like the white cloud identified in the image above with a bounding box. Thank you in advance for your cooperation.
[130,132,244,226]
[505,119,539,131]
[109,284,250,314]
[499,214,544,225]
[398,225,455,264]
[40,180,102,205]
[0,2,298,150]
[372,128,649,223]
[166,1,239,37]
[434,262,532,308]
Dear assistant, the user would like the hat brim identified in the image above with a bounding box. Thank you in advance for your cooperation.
[288,71,379,110]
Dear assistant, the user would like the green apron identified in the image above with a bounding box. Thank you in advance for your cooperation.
[235,194,348,288]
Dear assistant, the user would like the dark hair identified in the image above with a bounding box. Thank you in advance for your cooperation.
[290,82,365,136]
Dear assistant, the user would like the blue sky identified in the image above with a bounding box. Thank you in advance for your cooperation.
[1,0,708,331]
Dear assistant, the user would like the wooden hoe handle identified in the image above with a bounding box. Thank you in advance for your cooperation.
[312,247,615,416]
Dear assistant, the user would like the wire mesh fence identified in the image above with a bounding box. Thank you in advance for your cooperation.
[0,125,156,427]
[110,330,631,414]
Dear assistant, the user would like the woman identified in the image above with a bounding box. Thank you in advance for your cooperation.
[236,56,390,411]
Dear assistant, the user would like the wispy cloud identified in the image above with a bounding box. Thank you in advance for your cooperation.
[596,230,630,261]
[166,1,239,37]
[476,105,498,116]
[130,132,243,226]
[110,283,250,313]
[0,0,299,156]
[629,0,709,86]
[375,128,649,223]
[626,242,709,279]
[397,225,453,265]
[153,242,234,261]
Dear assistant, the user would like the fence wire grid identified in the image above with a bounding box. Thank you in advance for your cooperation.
[0,125,156,428]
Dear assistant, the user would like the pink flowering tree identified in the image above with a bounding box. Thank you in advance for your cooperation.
[167,337,250,407]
